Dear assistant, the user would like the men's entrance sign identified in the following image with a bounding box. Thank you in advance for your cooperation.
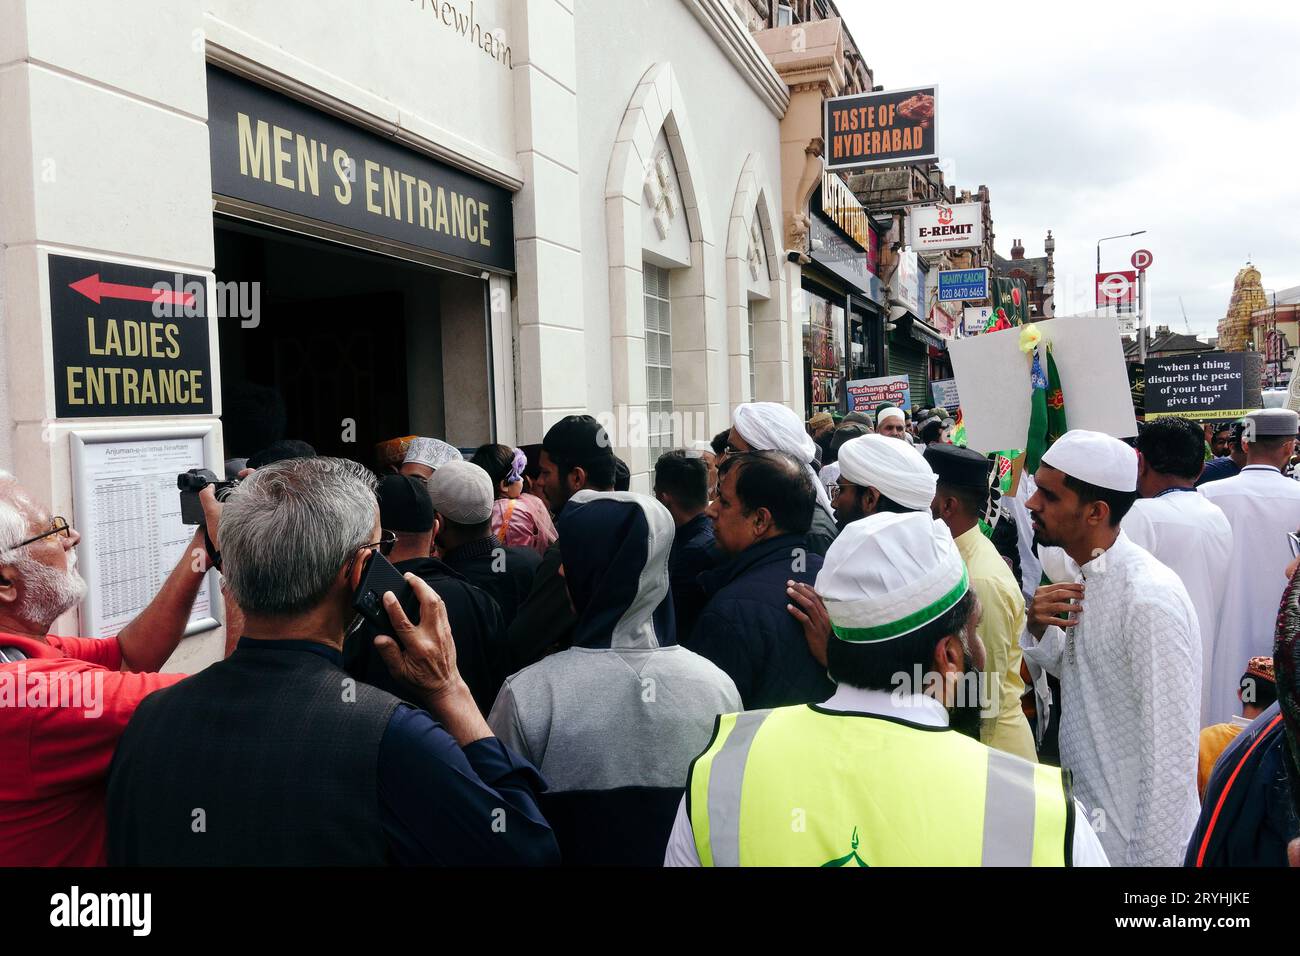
[207,67,514,272]
[49,254,213,418]
[1144,351,1263,421]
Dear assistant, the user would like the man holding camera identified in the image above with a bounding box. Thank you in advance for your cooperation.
[106,457,559,866]
[0,469,217,866]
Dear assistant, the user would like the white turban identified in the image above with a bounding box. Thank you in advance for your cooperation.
[877,406,905,426]
[836,434,937,512]
[732,402,834,519]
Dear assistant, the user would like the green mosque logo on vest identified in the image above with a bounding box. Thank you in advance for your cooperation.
[821,827,869,867]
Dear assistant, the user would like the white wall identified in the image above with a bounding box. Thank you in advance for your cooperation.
[574,0,785,483]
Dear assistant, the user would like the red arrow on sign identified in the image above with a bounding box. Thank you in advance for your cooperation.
[69,273,195,307]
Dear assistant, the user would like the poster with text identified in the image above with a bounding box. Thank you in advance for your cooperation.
[847,374,911,412]
[1144,352,1263,421]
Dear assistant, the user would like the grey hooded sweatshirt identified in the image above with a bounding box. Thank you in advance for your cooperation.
[487,490,740,865]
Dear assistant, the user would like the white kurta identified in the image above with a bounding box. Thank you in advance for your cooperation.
[662,686,1109,866]
[1121,489,1234,726]
[1199,465,1300,725]
[1020,532,1201,867]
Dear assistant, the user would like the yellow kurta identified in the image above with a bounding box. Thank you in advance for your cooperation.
[955,526,1038,762]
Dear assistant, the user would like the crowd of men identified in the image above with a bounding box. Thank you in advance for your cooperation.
[2,399,1300,866]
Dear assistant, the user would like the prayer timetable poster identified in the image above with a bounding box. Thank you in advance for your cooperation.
[71,435,214,638]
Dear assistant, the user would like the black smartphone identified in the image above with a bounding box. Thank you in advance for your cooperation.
[351,551,421,638]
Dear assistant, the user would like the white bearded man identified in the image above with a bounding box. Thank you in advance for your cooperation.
[1020,430,1201,866]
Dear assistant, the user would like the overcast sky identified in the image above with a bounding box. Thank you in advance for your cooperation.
[838,0,1300,338]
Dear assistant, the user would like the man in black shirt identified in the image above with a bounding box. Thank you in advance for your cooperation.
[344,473,508,715]
[107,457,556,865]
[433,461,542,629]
[653,449,718,637]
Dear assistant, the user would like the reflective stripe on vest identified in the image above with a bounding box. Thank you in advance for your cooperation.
[688,705,1071,867]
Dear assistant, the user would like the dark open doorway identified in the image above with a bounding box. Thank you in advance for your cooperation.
[215,217,484,466]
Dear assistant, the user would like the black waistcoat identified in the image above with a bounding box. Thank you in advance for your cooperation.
[106,643,399,865]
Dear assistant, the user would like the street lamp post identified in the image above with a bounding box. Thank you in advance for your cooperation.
[1096,230,1147,275]
[1096,230,1147,351]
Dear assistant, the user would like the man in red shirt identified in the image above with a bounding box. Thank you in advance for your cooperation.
[0,470,222,865]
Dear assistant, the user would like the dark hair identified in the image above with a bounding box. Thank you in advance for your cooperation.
[828,590,975,691]
[1241,671,1278,710]
[919,418,945,444]
[719,450,814,535]
[874,493,916,515]
[1060,472,1138,526]
[542,415,617,491]
[519,444,544,482]
[470,443,515,490]
[936,480,985,518]
[1136,417,1206,480]
[614,457,631,492]
[828,424,869,460]
[711,429,730,457]
[654,450,709,511]
[246,439,317,470]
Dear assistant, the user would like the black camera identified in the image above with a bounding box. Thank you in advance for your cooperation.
[177,468,240,525]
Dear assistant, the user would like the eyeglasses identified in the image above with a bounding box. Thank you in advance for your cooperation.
[344,529,398,577]
[10,516,71,551]
[368,530,398,557]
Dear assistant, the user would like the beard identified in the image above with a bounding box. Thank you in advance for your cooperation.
[946,653,985,740]
[15,555,87,633]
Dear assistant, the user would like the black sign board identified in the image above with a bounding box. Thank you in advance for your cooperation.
[809,211,871,294]
[1128,362,1145,416]
[1144,351,1263,421]
[49,254,213,418]
[824,85,938,171]
[207,67,514,272]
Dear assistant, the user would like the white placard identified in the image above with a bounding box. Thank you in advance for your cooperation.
[949,317,1137,454]
[71,427,221,638]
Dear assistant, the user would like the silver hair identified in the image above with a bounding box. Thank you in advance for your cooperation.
[218,457,378,616]
[0,470,86,631]
[0,470,31,561]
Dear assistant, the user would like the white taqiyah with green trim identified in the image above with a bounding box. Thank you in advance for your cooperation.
[816,511,969,643]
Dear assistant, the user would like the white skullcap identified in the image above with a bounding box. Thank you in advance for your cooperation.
[732,402,834,518]
[426,460,494,524]
[816,512,969,643]
[1039,429,1137,492]
[835,434,936,512]
[877,406,905,425]
[404,437,463,471]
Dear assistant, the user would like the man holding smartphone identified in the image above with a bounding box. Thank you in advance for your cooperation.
[106,457,559,866]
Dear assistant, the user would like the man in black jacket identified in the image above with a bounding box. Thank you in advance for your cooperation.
[107,457,557,866]
[653,449,718,637]
[433,462,542,629]
[344,473,508,715]
[504,416,616,671]
[687,450,831,709]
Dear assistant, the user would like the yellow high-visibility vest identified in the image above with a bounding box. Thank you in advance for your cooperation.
[688,704,1072,866]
